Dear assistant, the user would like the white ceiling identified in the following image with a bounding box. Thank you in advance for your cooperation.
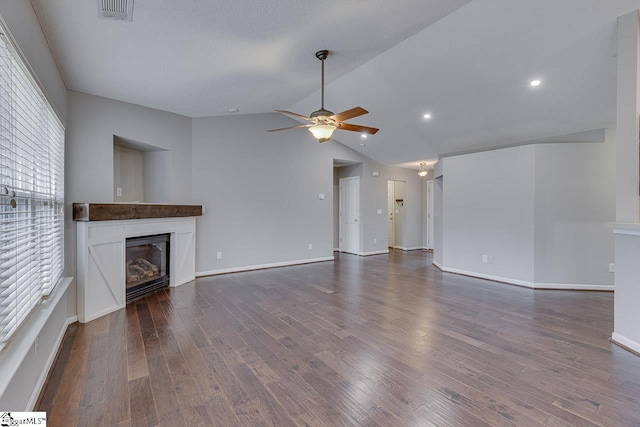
[30,0,640,166]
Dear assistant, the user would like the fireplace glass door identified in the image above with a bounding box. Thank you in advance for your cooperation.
[125,233,170,302]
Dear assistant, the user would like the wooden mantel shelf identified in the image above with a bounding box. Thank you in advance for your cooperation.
[73,203,203,221]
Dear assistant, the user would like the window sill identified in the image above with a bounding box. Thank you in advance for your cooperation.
[0,276,73,399]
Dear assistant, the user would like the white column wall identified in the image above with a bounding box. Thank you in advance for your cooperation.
[612,11,640,354]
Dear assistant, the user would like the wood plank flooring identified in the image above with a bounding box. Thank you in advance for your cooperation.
[37,251,640,426]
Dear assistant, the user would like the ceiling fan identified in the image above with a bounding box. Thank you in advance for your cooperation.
[268,50,379,143]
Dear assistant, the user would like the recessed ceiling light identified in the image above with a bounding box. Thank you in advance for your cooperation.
[228,108,239,113]
[361,134,367,139]
[530,79,541,87]
[423,113,432,119]
[359,143,366,147]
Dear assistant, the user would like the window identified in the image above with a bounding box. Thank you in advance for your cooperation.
[0,27,65,348]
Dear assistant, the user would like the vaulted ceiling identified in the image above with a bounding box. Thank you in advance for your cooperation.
[30,0,640,166]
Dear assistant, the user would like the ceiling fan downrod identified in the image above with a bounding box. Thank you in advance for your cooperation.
[316,50,329,110]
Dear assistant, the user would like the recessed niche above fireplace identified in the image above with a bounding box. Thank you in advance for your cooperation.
[113,135,171,203]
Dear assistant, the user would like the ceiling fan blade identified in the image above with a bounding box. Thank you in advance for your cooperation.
[338,122,379,135]
[267,124,310,132]
[330,107,368,122]
[275,110,311,120]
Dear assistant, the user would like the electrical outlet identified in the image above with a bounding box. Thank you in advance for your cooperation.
[374,238,377,244]
[116,187,122,197]
[308,243,313,250]
[377,209,383,215]
[609,263,615,273]
[216,251,222,259]
[318,193,325,200]
[202,205,206,214]
[482,255,488,263]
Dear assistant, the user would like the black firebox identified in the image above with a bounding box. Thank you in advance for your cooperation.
[125,233,170,302]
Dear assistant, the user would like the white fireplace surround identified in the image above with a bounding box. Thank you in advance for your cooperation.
[76,217,196,323]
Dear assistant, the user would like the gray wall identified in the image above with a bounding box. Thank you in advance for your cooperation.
[192,113,360,272]
[440,141,615,287]
[143,150,172,203]
[113,145,144,202]
[443,145,536,282]
[192,114,425,272]
[533,141,615,285]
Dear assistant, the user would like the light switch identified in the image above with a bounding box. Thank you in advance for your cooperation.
[377,209,383,214]
[318,193,325,200]
[116,187,122,197]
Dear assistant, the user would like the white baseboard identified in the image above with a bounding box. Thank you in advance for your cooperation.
[172,276,196,287]
[27,315,77,410]
[333,248,339,252]
[359,250,389,256]
[432,260,444,270]
[435,264,613,291]
[392,246,425,252]
[443,266,535,288]
[196,256,334,277]
[611,333,640,355]
[533,282,614,291]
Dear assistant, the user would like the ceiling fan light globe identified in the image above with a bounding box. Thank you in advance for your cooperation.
[309,124,336,141]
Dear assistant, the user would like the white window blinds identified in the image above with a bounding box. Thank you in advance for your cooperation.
[0,28,65,347]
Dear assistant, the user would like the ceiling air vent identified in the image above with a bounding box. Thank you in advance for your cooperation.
[98,0,134,21]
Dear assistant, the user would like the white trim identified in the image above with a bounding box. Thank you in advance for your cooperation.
[26,314,77,410]
[432,260,444,270]
[392,246,426,251]
[333,248,339,252]
[359,250,389,256]
[533,283,614,291]
[0,276,73,402]
[611,222,640,236]
[197,256,334,277]
[611,332,640,355]
[442,266,535,288]
[434,265,613,291]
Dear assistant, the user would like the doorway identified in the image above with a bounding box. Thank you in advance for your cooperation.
[339,176,360,255]
[388,180,405,249]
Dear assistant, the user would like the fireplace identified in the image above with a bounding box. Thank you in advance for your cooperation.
[125,233,170,302]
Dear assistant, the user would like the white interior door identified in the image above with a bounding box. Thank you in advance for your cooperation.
[427,180,434,250]
[339,177,360,255]
[387,181,394,247]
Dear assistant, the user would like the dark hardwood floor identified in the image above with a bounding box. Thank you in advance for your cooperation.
[37,250,640,426]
